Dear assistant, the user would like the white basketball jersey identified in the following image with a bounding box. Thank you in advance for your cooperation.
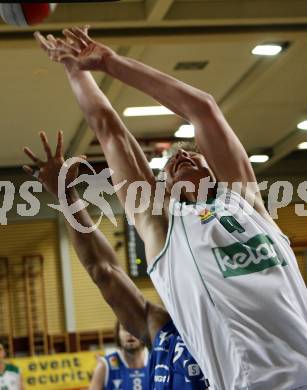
[0,364,21,390]
[148,189,307,390]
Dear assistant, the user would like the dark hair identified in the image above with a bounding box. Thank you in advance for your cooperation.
[114,322,145,349]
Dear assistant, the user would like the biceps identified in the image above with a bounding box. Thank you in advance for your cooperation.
[195,105,256,184]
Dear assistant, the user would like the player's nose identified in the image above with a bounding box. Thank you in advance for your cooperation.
[175,149,188,160]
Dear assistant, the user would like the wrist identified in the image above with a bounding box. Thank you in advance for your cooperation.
[103,50,118,74]
[64,64,80,79]
[60,187,79,205]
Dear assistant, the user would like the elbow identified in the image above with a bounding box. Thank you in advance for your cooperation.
[198,93,217,113]
[189,93,218,123]
[88,106,117,135]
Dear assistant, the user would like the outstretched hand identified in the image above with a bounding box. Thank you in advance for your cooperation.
[34,26,115,72]
[23,131,85,198]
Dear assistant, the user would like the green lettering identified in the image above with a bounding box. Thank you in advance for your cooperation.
[220,216,245,234]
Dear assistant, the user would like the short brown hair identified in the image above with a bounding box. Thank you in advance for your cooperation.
[166,140,198,159]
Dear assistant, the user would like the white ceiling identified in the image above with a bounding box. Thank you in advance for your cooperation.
[0,0,307,175]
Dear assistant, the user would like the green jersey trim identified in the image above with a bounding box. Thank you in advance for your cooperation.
[148,202,175,274]
[0,364,19,376]
[179,204,216,306]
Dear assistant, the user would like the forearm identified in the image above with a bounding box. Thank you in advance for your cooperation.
[65,66,155,197]
[64,188,118,275]
[63,189,150,341]
[104,54,211,123]
[65,66,152,174]
[65,67,114,132]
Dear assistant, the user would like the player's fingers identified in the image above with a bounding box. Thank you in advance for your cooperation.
[55,130,63,157]
[22,165,34,176]
[47,46,74,56]
[46,34,57,47]
[63,29,87,49]
[56,38,81,55]
[39,131,52,159]
[23,147,43,166]
[83,25,90,35]
[34,31,52,51]
[72,27,92,44]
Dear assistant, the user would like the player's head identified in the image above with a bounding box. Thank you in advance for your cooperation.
[162,141,216,201]
[0,340,6,362]
[115,322,144,353]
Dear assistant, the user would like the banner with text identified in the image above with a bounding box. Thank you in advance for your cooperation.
[9,351,103,389]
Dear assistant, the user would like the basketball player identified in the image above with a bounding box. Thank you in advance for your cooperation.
[0,342,24,390]
[23,131,209,390]
[34,28,307,389]
[91,322,148,390]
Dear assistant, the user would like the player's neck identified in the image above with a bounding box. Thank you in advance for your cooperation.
[183,184,217,203]
[121,348,146,369]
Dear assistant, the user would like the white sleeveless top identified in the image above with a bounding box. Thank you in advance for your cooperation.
[0,364,21,390]
[148,189,307,390]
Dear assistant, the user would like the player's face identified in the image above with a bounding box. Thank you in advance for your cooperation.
[164,149,214,197]
[0,344,6,361]
[119,326,143,352]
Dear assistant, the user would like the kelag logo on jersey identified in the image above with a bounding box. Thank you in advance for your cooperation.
[213,234,287,278]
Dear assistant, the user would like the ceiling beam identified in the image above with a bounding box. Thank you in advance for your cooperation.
[255,130,307,175]
[166,0,307,22]
[2,25,307,49]
[1,0,307,32]
[146,0,174,23]
[217,40,307,174]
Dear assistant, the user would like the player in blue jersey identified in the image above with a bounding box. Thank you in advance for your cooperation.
[23,130,209,390]
[91,322,149,390]
[149,321,209,389]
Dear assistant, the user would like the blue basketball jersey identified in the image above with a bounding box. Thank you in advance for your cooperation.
[103,351,149,390]
[148,321,209,389]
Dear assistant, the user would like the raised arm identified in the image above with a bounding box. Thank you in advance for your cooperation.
[103,47,255,187]
[23,132,169,343]
[34,31,169,240]
[34,30,168,259]
[103,55,271,219]
[47,28,267,216]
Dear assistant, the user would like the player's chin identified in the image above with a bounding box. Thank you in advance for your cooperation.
[174,168,204,186]
[125,343,141,352]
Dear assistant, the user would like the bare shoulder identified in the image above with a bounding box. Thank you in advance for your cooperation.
[89,359,107,390]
